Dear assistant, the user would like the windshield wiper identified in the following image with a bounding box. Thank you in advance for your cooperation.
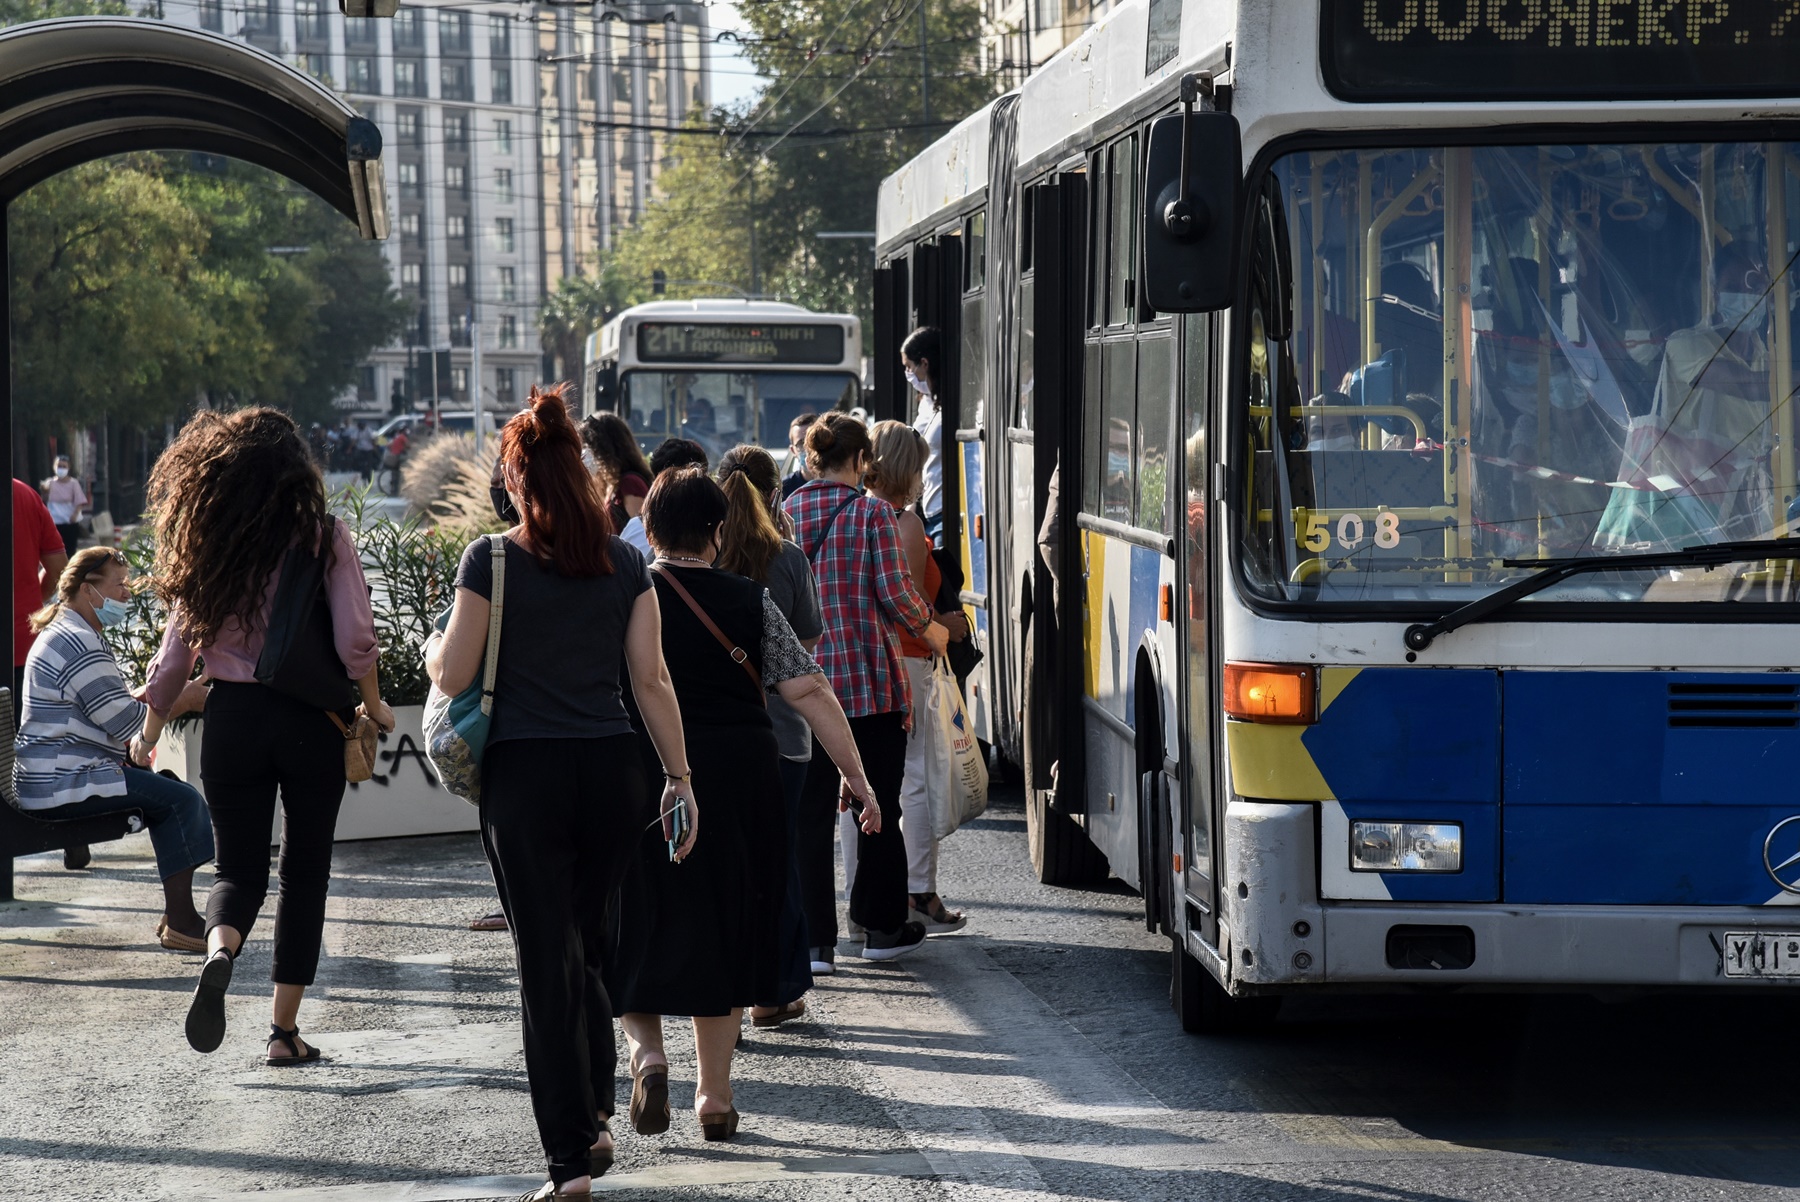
[1402,539,1800,652]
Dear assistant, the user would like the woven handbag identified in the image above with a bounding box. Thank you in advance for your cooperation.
[422,535,506,804]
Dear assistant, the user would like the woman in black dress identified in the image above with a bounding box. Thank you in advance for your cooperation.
[612,467,874,1142]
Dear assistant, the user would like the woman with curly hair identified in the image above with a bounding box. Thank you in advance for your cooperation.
[144,407,395,1065]
[580,410,654,531]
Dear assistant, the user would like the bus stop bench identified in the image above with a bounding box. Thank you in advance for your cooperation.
[0,688,144,901]
[0,801,142,901]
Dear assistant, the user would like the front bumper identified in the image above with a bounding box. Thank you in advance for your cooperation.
[1222,802,1800,989]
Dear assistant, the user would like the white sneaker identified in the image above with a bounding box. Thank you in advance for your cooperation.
[809,947,835,975]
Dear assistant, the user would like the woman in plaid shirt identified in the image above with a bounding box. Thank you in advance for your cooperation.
[786,414,950,967]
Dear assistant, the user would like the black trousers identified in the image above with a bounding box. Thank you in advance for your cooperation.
[799,710,908,942]
[200,681,347,986]
[481,735,648,1188]
[54,522,80,558]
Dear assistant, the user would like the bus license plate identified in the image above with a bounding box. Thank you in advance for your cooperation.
[1721,931,1800,978]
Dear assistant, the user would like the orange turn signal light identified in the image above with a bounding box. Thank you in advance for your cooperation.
[1222,662,1317,725]
[1159,583,1174,622]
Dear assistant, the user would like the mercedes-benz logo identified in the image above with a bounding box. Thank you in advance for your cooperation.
[1762,815,1800,894]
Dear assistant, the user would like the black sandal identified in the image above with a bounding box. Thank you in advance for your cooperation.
[265,1022,323,1066]
[185,946,234,1054]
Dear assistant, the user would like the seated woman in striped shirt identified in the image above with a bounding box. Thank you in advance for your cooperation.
[14,546,212,950]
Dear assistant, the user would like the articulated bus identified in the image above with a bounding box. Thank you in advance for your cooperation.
[582,299,863,465]
[875,0,1800,1028]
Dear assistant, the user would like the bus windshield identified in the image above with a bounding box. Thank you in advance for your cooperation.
[1242,139,1800,608]
[622,370,859,464]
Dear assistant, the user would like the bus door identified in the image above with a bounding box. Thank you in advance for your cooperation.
[1178,311,1218,946]
[872,264,908,424]
[953,211,996,744]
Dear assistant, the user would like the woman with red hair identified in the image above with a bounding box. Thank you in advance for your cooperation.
[426,385,693,1201]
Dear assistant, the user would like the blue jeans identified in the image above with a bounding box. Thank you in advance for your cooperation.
[35,767,213,881]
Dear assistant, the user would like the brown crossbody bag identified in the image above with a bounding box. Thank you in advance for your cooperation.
[651,565,765,706]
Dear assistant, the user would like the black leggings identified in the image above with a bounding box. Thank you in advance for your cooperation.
[481,735,649,1189]
[200,681,348,986]
[800,710,908,942]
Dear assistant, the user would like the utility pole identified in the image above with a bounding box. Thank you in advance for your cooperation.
[471,304,484,452]
[748,166,759,298]
[556,7,577,280]
[918,0,930,127]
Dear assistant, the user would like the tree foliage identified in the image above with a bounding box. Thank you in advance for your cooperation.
[582,0,999,328]
[10,156,408,448]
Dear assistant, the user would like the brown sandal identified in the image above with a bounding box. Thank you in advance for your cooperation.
[699,1106,740,1142]
[628,1056,670,1135]
[751,999,806,1028]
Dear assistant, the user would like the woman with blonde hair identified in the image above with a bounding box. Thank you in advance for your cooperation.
[15,546,212,948]
[844,421,968,934]
[714,444,822,1023]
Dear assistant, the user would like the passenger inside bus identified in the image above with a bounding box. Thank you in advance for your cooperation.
[1597,242,1777,548]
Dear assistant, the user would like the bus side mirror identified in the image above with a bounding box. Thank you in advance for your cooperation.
[1141,100,1240,313]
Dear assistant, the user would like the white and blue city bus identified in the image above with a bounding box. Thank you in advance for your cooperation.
[582,299,863,467]
[875,0,1800,1029]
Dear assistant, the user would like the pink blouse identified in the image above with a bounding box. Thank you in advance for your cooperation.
[146,519,379,714]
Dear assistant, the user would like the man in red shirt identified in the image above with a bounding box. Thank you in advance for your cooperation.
[12,477,86,866]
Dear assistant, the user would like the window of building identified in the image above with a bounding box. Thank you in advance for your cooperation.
[447,214,467,245]
[493,217,515,253]
[400,262,423,292]
[295,0,327,39]
[494,168,513,203]
[399,211,421,241]
[358,365,378,402]
[394,60,423,98]
[491,67,512,105]
[448,264,469,293]
[395,109,421,145]
[198,0,222,31]
[439,11,470,53]
[298,54,330,84]
[498,266,516,302]
[446,164,467,196]
[496,368,516,406]
[394,7,423,48]
[345,16,377,44]
[494,119,512,154]
[441,63,472,102]
[490,14,512,57]
[452,367,469,400]
[397,162,420,198]
[443,113,467,147]
[499,314,518,348]
[346,56,376,93]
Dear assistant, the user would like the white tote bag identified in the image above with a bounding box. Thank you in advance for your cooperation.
[922,656,989,839]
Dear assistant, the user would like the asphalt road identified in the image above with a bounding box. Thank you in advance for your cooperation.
[1,783,1796,1202]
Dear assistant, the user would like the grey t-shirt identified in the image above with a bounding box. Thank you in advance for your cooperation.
[763,540,823,760]
[455,534,651,746]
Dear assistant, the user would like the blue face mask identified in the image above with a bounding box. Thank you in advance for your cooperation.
[88,587,129,629]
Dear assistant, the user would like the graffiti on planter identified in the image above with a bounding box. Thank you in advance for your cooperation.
[348,730,439,790]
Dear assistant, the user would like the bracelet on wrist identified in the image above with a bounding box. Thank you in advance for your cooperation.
[664,770,691,784]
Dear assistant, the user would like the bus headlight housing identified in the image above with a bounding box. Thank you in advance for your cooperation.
[1350,821,1462,873]
[1223,662,1316,724]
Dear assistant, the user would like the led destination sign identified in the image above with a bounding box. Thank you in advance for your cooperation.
[636,322,846,365]
[1324,0,1800,101]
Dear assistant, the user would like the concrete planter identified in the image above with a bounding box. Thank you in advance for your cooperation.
[154,703,479,842]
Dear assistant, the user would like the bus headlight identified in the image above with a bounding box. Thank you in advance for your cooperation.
[1349,821,1462,873]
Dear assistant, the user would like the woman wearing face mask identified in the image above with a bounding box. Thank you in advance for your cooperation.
[40,456,88,559]
[14,547,214,950]
[900,327,946,542]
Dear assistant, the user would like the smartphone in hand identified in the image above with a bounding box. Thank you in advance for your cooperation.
[664,794,691,862]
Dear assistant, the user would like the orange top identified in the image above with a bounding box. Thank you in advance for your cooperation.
[897,535,943,659]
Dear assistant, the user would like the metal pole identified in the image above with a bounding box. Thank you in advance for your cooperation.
[556,7,577,280]
[749,166,759,297]
[918,0,930,127]
[471,306,485,452]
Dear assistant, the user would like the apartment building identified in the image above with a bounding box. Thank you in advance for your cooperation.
[537,2,711,280]
[985,0,1120,82]
[169,0,544,417]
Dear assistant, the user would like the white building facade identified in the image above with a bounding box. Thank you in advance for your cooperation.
[168,0,545,418]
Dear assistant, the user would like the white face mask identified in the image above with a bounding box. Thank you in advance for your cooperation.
[904,367,931,397]
[1717,290,1770,330]
[54,466,68,478]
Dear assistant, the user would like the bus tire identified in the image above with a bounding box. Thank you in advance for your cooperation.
[1172,936,1281,1034]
